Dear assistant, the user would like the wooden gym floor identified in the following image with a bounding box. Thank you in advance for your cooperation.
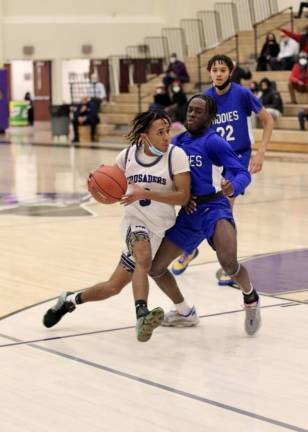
[0,142,308,432]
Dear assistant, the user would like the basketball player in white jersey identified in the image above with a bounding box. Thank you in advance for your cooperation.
[43,110,191,342]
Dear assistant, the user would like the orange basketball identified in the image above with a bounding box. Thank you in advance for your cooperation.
[88,164,127,204]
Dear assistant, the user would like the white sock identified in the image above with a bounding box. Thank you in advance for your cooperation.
[66,292,80,306]
[175,299,192,316]
[243,283,254,296]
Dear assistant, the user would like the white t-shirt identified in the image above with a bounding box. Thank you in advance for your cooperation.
[116,144,189,237]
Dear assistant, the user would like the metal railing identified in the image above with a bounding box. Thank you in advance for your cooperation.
[126,45,149,59]
[249,0,279,25]
[161,27,188,60]
[214,2,239,40]
[232,0,253,30]
[180,19,206,56]
[253,7,294,59]
[197,10,222,48]
[196,33,239,91]
[144,36,169,64]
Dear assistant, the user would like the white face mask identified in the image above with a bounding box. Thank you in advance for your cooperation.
[299,58,308,66]
[170,57,176,63]
[172,86,181,93]
[156,88,163,94]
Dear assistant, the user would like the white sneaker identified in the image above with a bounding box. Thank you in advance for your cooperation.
[244,300,261,335]
[161,306,200,327]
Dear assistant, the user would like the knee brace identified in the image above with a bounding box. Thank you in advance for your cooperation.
[226,263,241,278]
[149,269,169,280]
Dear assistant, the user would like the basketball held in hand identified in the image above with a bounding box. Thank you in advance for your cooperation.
[88,165,127,204]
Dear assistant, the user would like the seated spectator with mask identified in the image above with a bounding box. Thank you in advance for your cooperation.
[280,25,308,56]
[270,32,299,70]
[259,78,283,120]
[165,81,187,124]
[231,60,252,85]
[288,52,308,104]
[149,83,171,111]
[71,96,100,143]
[163,53,190,90]
[257,32,280,71]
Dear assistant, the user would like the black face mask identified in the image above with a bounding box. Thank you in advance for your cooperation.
[215,76,231,91]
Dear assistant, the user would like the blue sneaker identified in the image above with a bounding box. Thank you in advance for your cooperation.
[171,248,199,275]
[218,270,235,286]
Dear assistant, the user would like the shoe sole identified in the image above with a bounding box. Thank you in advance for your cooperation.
[218,279,235,286]
[161,317,200,327]
[171,249,199,275]
[137,308,164,342]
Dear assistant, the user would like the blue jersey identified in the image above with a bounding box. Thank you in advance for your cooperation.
[172,128,251,197]
[204,83,262,152]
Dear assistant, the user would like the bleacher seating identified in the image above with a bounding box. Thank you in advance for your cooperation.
[98,14,308,152]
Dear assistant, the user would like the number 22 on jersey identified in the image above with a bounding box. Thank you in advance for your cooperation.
[216,125,235,141]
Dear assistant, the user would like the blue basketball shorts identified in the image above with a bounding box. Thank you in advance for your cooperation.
[223,149,251,181]
[165,197,235,254]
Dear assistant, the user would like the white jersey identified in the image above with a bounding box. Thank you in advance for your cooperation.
[116,144,189,237]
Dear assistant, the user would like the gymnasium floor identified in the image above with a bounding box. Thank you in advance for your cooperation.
[1,141,308,432]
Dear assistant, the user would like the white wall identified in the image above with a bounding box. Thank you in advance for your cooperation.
[62,59,90,103]
[11,60,34,100]
[0,0,301,103]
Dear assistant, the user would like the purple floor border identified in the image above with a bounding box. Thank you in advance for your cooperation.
[242,249,308,295]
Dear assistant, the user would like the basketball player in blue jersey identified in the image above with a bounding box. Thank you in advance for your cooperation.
[43,110,190,342]
[171,54,274,284]
[150,95,261,335]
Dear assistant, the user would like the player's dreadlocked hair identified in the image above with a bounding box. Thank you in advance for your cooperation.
[126,110,171,147]
[207,54,234,72]
[187,94,217,127]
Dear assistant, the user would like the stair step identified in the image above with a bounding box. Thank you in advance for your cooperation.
[274,116,299,130]
[102,103,149,114]
[103,113,135,125]
[111,94,153,103]
[254,128,308,143]
[284,104,308,116]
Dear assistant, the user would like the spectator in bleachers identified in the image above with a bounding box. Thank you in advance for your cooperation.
[298,109,308,130]
[250,81,261,97]
[231,60,252,84]
[149,83,171,111]
[280,25,308,55]
[249,81,261,128]
[256,32,280,71]
[270,33,299,70]
[288,52,308,104]
[71,96,100,143]
[258,78,284,120]
[295,2,308,18]
[87,73,107,111]
[165,81,188,124]
[24,92,34,126]
[163,53,190,90]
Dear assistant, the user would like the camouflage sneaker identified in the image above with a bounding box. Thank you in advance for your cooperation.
[136,307,164,342]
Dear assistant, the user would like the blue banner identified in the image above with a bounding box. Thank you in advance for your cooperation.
[0,69,9,131]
